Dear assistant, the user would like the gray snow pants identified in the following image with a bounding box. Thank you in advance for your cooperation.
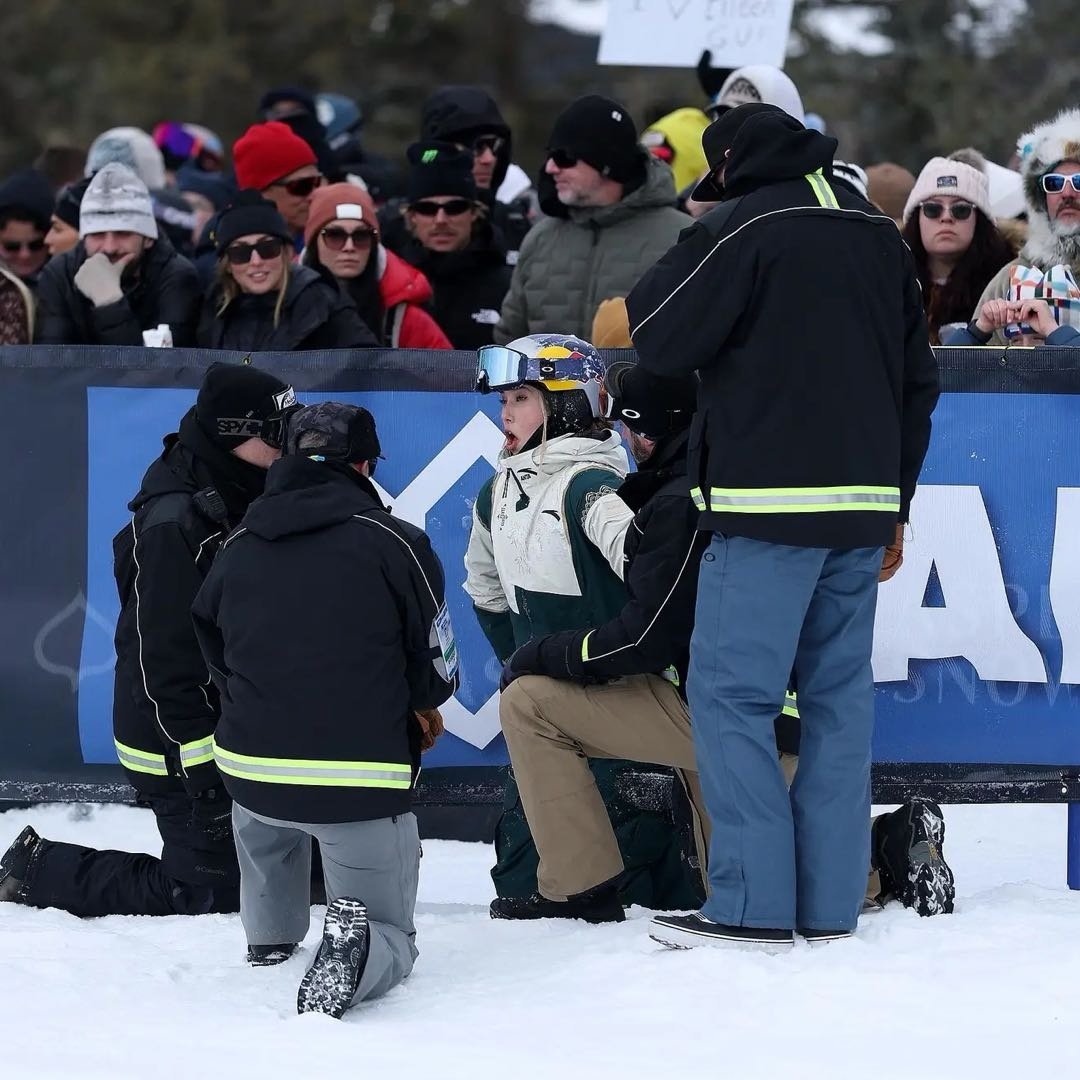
[233,803,420,1005]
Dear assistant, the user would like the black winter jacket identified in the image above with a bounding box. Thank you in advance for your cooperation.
[397,225,512,349]
[192,458,457,824]
[35,234,202,346]
[197,264,378,351]
[627,110,939,549]
[112,413,267,799]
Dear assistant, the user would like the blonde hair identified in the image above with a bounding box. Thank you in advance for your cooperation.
[215,251,290,328]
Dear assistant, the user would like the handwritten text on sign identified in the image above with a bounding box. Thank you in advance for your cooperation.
[597,0,794,69]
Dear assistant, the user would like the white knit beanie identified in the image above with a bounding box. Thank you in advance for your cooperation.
[902,156,992,224]
[79,163,158,240]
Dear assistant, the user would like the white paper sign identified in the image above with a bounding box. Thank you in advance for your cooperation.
[598,0,794,69]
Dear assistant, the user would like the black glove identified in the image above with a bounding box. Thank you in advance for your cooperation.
[695,50,734,102]
[190,787,233,844]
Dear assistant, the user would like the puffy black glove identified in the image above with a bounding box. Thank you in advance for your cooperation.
[695,50,734,102]
[190,787,233,844]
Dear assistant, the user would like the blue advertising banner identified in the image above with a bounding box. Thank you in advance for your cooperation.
[2,345,1080,807]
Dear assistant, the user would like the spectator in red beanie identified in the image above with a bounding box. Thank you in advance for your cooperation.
[302,182,451,348]
[232,121,323,243]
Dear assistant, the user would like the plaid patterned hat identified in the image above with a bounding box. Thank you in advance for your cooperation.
[285,402,382,464]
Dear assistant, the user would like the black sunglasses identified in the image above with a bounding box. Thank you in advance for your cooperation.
[321,226,375,251]
[2,238,45,253]
[470,134,505,156]
[409,198,473,218]
[920,201,975,221]
[225,236,285,264]
[270,174,323,198]
[547,148,579,169]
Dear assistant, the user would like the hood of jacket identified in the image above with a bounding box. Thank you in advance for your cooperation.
[128,434,200,513]
[242,455,386,541]
[420,86,512,195]
[722,110,838,198]
[538,152,679,227]
[499,428,627,478]
[1017,107,1080,268]
[378,245,435,307]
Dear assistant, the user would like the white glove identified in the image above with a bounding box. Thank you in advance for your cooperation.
[73,252,132,307]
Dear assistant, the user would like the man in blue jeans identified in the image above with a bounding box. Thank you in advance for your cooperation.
[626,103,939,946]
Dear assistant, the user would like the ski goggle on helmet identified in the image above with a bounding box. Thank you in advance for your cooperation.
[476,334,608,417]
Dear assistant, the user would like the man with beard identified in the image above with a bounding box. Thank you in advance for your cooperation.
[398,142,512,349]
[34,163,201,345]
[971,108,1080,344]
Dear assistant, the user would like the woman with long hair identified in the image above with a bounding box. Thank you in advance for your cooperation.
[901,152,1016,344]
[197,190,376,351]
[302,182,451,349]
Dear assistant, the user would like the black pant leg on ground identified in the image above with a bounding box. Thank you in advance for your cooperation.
[22,790,240,917]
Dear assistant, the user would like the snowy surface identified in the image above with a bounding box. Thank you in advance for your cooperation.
[0,802,1076,1079]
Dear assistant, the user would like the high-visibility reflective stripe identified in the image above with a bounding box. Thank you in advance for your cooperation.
[690,486,707,512]
[662,665,681,688]
[114,739,169,777]
[180,736,214,769]
[805,169,839,209]
[581,630,594,662]
[707,485,900,514]
[213,741,413,789]
[782,691,800,719]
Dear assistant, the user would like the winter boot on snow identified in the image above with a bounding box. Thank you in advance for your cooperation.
[247,943,298,967]
[297,898,369,1019]
[874,799,955,916]
[489,883,625,924]
[0,826,41,903]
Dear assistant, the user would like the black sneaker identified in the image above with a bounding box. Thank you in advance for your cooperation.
[297,898,369,1019]
[489,886,625,924]
[798,928,854,943]
[650,912,794,949]
[0,827,40,903]
[247,943,298,967]
[874,799,956,917]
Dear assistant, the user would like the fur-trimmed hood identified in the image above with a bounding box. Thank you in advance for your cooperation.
[1017,107,1080,267]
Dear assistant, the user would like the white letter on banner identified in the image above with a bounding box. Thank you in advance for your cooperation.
[1051,489,1080,684]
[872,485,1047,683]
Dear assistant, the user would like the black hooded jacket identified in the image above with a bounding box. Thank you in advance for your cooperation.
[396,222,512,349]
[35,233,202,346]
[197,263,378,351]
[112,411,268,799]
[192,457,457,824]
[627,109,939,549]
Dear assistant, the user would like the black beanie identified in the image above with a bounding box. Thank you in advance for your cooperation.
[547,95,641,183]
[212,190,291,253]
[405,141,477,202]
[604,361,697,439]
[54,177,92,229]
[195,362,297,448]
[0,168,54,229]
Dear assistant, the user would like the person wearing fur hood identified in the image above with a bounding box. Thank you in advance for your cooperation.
[971,107,1080,344]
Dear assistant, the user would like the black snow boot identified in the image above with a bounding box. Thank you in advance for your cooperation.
[874,799,956,916]
[489,883,625,924]
[247,943,298,967]
[0,827,41,903]
[297,898,369,1019]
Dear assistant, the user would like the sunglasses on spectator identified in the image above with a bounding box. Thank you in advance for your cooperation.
[920,201,975,221]
[1041,173,1080,194]
[468,134,505,156]
[409,199,474,218]
[270,175,323,198]
[2,238,46,253]
[225,237,285,264]
[547,148,579,170]
[321,226,375,250]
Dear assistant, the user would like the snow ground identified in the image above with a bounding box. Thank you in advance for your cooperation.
[0,802,1076,1079]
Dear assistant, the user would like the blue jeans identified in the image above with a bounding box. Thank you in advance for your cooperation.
[688,534,883,931]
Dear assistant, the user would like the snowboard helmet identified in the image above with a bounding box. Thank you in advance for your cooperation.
[477,334,608,441]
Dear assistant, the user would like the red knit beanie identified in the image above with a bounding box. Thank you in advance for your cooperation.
[232,121,317,191]
[303,181,380,249]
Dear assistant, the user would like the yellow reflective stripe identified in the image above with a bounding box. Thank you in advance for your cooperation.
[114,739,169,777]
[805,169,839,209]
[782,691,799,719]
[581,630,594,662]
[180,736,214,769]
[690,486,707,512]
[213,740,412,789]
[662,665,681,688]
[707,485,900,514]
